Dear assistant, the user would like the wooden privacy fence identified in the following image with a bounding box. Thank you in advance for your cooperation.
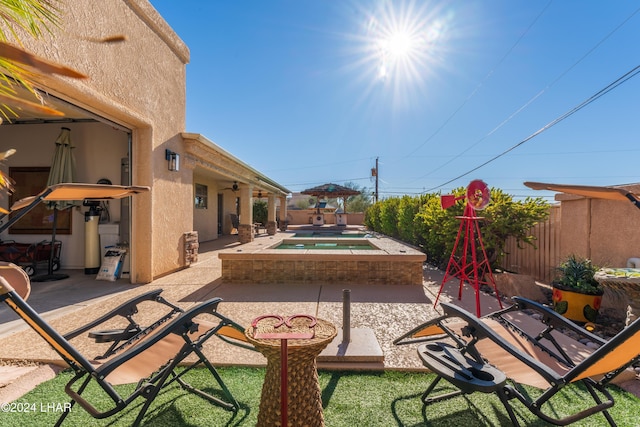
[501,205,561,285]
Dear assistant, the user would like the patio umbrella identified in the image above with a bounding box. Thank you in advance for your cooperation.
[524,181,640,208]
[301,183,360,213]
[33,127,76,282]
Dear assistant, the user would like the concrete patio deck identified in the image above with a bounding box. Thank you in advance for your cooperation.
[0,230,638,403]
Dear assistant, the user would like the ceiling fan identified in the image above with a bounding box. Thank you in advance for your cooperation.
[223,181,239,192]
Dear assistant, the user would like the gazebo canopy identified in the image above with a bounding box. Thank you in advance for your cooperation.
[301,183,360,213]
[301,183,360,198]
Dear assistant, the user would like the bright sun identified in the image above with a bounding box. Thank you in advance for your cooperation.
[383,31,414,59]
[352,1,449,95]
[377,30,416,78]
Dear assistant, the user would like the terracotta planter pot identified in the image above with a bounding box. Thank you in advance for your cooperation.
[552,286,603,324]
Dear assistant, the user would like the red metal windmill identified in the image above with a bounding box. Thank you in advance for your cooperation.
[433,179,503,317]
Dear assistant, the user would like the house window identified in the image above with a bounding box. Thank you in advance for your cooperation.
[195,184,208,209]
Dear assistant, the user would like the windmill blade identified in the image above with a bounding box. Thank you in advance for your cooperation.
[467,179,490,210]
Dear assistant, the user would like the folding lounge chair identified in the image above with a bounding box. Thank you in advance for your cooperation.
[395,296,640,426]
[230,213,239,234]
[0,263,254,426]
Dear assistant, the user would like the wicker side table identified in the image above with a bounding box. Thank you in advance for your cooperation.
[246,317,337,427]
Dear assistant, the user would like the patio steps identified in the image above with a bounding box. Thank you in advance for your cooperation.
[318,328,384,370]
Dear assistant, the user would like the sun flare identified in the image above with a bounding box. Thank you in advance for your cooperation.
[381,31,415,60]
[347,0,450,107]
[377,29,418,79]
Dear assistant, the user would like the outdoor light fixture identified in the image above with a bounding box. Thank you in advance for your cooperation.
[165,149,180,171]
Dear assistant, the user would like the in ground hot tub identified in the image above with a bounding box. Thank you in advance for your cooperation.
[219,234,426,285]
[275,238,376,250]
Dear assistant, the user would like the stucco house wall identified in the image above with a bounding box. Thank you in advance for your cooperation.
[1,1,290,282]
[5,0,190,282]
[558,185,640,268]
[192,173,221,242]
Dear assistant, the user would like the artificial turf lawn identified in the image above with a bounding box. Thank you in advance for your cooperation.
[2,367,639,426]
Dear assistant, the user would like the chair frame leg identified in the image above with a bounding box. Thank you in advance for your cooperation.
[172,347,239,411]
[55,374,91,427]
[495,387,521,427]
[421,375,465,405]
[132,356,183,427]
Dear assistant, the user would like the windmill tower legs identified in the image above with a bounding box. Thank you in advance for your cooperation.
[433,204,503,317]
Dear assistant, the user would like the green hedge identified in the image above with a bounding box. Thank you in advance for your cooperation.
[364,187,549,270]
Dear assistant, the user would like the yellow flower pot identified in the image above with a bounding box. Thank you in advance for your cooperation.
[552,286,603,324]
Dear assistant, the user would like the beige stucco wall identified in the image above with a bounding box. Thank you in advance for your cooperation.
[192,174,221,241]
[558,186,640,268]
[9,0,190,282]
[286,210,365,226]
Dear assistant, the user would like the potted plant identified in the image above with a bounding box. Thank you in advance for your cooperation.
[552,255,604,324]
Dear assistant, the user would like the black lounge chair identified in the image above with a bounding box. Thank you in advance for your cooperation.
[230,213,239,234]
[0,263,253,426]
[395,296,640,426]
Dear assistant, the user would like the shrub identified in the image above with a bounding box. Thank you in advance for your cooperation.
[554,255,603,295]
[379,197,401,238]
[253,199,268,225]
[363,203,381,230]
[365,186,549,271]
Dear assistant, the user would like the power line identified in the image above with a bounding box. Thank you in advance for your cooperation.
[284,176,371,188]
[422,63,640,193]
[414,4,640,183]
[398,0,554,161]
[262,156,372,173]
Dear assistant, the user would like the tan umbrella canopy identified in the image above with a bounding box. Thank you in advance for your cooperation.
[524,181,640,209]
[46,127,76,210]
[35,128,77,281]
[301,183,360,213]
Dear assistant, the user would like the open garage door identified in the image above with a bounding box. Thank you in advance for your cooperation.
[0,89,134,276]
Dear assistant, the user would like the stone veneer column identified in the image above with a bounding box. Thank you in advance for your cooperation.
[267,221,277,235]
[238,224,254,244]
[183,231,199,265]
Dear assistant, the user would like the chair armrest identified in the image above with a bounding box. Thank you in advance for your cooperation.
[95,297,225,378]
[393,314,452,346]
[88,327,141,343]
[63,289,169,340]
[210,312,256,351]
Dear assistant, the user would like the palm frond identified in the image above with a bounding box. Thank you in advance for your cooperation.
[0,0,61,41]
[0,41,86,78]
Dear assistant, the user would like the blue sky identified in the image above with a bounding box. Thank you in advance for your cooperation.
[149,1,640,201]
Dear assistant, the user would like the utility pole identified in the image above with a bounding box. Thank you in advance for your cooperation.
[371,157,379,203]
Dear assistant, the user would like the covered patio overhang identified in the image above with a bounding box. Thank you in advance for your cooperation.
[182,133,290,242]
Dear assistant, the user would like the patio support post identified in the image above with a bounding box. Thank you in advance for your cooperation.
[278,196,288,231]
[238,184,254,243]
[267,194,277,235]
